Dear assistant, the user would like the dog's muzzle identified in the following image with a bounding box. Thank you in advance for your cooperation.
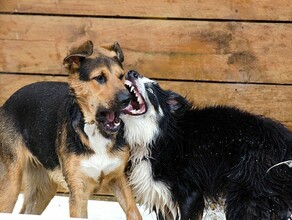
[123,70,147,116]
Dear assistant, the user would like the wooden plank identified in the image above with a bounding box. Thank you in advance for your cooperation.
[1,74,291,130]
[1,15,292,84]
[0,0,292,21]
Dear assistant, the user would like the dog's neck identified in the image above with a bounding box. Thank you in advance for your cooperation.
[122,114,160,163]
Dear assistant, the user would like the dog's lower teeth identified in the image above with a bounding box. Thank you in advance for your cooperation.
[132,109,139,114]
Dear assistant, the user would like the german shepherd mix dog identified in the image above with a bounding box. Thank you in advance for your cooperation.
[121,70,292,220]
[0,41,141,220]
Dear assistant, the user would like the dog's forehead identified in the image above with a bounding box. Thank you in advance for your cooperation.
[79,56,123,80]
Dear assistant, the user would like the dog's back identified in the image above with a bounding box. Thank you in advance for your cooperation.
[2,82,69,169]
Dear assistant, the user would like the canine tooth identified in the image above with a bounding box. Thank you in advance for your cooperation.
[131,86,134,92]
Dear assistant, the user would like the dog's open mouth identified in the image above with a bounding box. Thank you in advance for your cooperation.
[123,80,147,115]
[98,111,121,133]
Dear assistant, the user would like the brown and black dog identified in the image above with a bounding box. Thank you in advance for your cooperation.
[0,40,141,219]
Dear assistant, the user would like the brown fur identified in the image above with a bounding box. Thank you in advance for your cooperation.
[0,41,141,219]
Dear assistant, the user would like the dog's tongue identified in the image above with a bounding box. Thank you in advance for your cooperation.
[106,112,115,123]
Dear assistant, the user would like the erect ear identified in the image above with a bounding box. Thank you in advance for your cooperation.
[166,91,191,114]
[101,41,124,63]
[63,40,94,71]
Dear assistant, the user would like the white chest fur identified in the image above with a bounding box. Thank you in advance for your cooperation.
[129,160,179,219]
[80,124,122,180]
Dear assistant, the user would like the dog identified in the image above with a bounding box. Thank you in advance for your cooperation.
[120,70,292,220]
[0,41,142,220]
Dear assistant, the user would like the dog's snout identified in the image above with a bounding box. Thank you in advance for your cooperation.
[117,90,131,108]
[127,70,139,80]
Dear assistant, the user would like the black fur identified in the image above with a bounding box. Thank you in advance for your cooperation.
[3,82,68,169]
[126,73,292,220]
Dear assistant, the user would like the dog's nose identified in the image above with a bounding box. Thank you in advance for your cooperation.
[117,90,131,108]
[127,70,139,80]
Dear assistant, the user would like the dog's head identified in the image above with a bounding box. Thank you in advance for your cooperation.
[63,40,130,134]
[121,70,190,149]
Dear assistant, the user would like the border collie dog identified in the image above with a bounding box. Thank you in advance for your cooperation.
[121,70,292,220]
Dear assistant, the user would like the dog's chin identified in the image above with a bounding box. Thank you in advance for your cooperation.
[97,111,122,133]
[123,80,147,116]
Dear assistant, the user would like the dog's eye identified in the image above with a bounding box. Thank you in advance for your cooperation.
[94,74,106,84]
[119,73,124,80]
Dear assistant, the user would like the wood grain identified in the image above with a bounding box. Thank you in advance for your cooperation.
[1,15,292,84]
[0,0,291,21]
[1,74,291,130]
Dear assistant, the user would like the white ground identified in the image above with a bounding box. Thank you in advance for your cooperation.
[0,194,156,220]
[0,194,226,219]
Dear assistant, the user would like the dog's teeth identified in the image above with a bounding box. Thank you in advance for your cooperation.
[125,80,132,86]
[131,86,134,92]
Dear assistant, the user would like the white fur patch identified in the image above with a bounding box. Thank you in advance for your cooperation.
[129,160,179,219]
[80,124,122,180]
[121,112,159,162]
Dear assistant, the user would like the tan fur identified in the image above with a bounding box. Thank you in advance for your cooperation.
[0,41,141,220]
[68,63,125,124]
[0,109,27,213]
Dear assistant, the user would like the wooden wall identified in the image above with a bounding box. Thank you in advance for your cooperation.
[1,0,292,131]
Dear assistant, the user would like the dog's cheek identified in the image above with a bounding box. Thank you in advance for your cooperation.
[147,91,160,112]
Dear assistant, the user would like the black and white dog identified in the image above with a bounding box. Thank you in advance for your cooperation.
[121,70,292,220]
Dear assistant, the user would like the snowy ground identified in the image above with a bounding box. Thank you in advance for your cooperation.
[0,194,156,220]
[0,194,226,219]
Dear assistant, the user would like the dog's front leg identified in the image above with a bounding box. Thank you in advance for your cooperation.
[66,170,96,218]
[67,174,96,218]
[68,178,95,218]
[69,191,88,218]
[109,174,142,220]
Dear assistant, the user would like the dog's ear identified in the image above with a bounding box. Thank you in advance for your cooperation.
[101,42,124,63]
[167,92,191,114]
[63,40,94,71]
